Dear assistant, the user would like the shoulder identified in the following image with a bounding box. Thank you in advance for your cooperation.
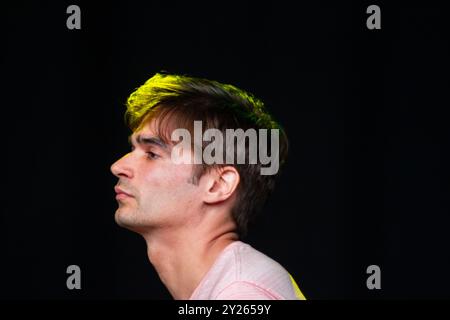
[232,242,292,284]
[214,280,283,300]
[193,241,305,300]
[216,241,304,300]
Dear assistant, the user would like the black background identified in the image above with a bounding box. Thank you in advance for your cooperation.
[1,1,449,299]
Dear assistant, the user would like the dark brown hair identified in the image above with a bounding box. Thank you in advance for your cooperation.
[125,72,288,236]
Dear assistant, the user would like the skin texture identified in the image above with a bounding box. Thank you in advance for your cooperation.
[111,119,240,299]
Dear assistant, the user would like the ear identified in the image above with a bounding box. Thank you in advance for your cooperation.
[202,166,240,205]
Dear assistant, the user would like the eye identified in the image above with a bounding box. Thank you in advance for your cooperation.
[146,151,160,160]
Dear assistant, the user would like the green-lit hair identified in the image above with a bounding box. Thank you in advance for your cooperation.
[124,72,288,237]
[125,72,282,133]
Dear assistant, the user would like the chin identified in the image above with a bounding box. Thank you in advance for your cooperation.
[115,209,133,227]
[114,210,148,233]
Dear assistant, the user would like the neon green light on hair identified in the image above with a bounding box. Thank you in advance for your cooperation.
[124,72,283,132]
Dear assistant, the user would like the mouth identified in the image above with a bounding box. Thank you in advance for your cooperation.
[114,186,134,200]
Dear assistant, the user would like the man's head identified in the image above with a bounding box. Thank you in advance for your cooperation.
[111,72,288,237]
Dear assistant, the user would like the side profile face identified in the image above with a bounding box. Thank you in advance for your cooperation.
[110,119,202,234]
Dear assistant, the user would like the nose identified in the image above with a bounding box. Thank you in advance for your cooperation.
[111,153,134,179]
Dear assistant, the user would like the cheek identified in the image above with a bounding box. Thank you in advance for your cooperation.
[138,163,198,212]
[141,162,193,190]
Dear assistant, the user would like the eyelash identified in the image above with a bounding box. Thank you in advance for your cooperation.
[130,145,159,160]
[146,151,160,160]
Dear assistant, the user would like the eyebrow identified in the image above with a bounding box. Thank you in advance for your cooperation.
[129,134,169,152]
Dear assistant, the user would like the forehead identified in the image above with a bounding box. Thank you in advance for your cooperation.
[130,120,162,144]
[133,118,158,135]
[129,119,177,156]
[132,116,181,143]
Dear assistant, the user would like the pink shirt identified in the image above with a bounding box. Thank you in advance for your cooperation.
[189,241,306,300]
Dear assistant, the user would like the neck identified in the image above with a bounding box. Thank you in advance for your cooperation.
[141,212,239,300]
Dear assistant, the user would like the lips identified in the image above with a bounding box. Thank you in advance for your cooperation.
[114,186,134,198]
